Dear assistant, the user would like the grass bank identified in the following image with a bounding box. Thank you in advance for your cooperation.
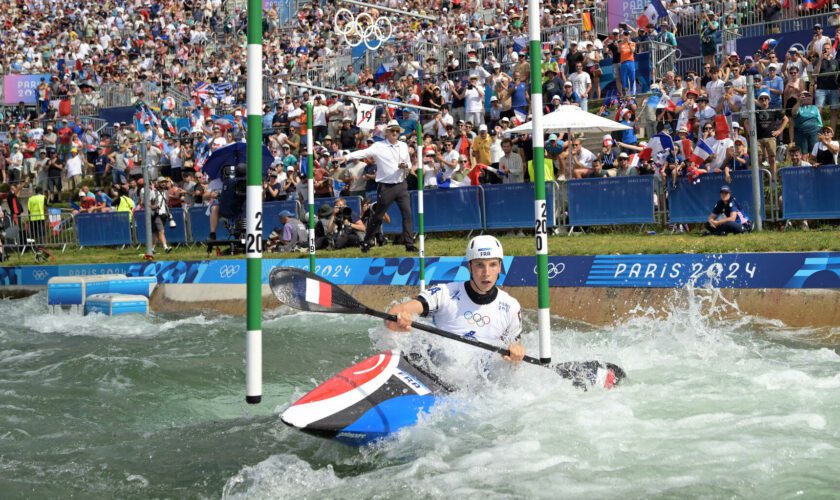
[4,228,838,266]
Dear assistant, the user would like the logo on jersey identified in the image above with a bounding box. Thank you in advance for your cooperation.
[498,301,510,313]
[450,290,462,301]
[464,310,490,327]
[463,330,477,340]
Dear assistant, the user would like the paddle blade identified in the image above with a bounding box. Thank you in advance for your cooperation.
[555,361,627,390]
[269,267,364,314]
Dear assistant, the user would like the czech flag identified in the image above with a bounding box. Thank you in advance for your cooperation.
[690,139,715,165]
[303,278,332,308]
[637,0,667,29]
[638,132,674,165]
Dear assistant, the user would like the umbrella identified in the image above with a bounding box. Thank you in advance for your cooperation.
[202,142,274,180]
[508,105,632,135]
[508,105,632,179]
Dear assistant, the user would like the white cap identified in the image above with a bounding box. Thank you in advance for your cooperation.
[732,121,741,128]
[479,124,488,131]
[466,235,504,262]
[490,96,499,101]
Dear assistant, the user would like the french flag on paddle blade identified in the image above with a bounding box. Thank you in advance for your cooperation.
[637,0,667,29]
[638,132,674,165]
[690,139,714,165]
[304,278,332,307]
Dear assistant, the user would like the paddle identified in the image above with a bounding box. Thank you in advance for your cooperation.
[268,267,626,389]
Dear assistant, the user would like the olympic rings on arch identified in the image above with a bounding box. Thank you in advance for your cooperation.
[333,8,393,50]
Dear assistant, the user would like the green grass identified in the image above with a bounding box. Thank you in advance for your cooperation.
[5,228,838,266]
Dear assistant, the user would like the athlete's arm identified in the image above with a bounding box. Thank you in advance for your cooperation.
[503,342,525,363]
[385,300,425,332]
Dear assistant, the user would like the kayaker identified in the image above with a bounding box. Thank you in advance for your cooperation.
[386,235,525,363]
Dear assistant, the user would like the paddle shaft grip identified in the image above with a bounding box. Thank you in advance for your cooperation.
[367,307,548,367]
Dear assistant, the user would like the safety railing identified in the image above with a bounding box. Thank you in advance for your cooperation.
[6,172,840,252]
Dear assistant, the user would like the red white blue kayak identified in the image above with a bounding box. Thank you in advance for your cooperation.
[281,350,450,446]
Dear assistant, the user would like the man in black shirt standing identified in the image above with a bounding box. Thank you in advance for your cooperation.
[814,42,840,134]
[755,91,788,176]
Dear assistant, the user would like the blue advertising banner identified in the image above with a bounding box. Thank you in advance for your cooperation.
[781,165,840,220]
[3,253,840,289]
[568,176,655,226]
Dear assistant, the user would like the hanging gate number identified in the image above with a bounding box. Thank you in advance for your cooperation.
[534,200,547,252]
[245,211,263,254]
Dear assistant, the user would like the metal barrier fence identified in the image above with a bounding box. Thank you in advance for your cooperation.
[4,172,840,253]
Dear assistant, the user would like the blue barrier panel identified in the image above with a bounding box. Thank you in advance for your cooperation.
[568,176,655,226]
[483,183,556,229]
[262,200,301,237]
[422,187,483,231]
[76,212,132,247]
[188,205,231,242]
[135,208,188,246]
[781,165,840,220]
[669,171,764,224]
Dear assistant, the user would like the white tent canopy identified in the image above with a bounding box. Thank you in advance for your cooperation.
[508,105,632,135]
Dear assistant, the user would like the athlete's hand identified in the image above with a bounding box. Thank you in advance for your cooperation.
[386,305,414,332]
[503,342,525,363]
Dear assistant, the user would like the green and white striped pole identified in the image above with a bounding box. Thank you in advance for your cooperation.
[529,0,551,364]
[416,124,425,290]
[245,0,263,404]
[306,103,315,271]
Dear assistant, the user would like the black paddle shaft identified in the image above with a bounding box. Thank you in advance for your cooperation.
[365,306,545,365]
[268,267,626,386]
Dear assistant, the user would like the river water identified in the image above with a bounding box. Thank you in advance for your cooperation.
[1,289,838,499]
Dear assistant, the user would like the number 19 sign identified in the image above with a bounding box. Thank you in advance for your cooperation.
[356,103,376,131]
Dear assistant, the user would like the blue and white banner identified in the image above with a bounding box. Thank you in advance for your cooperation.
[2,253,839,289]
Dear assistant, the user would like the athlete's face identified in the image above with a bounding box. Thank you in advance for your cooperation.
[469,258,502,294]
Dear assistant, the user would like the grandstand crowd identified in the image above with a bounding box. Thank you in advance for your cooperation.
[1,0,839,252]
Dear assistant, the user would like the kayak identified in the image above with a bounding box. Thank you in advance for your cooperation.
[281,350,451,446]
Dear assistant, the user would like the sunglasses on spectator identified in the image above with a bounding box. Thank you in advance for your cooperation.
[704,127,713,131]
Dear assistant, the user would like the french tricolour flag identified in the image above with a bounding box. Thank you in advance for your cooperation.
[657,95,676,112]
[690,139,715,165]
[638,132,674,166]
[304,278,332,307]
[637,0,668,29]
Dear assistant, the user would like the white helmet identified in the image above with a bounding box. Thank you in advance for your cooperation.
[466,235,504,261]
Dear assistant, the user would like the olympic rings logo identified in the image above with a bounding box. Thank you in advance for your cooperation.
[333,8,393,50]
[219,264,241,279]
[534,263,565,279]
[464,311,490,327]
[33,270,49,281]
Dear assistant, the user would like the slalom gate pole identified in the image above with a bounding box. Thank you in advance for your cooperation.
[245,0,263,404]
[529,0,551,364]
[306,103,316,271]
[416,124,425,291]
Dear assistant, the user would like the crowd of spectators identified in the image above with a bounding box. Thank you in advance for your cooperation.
[1,0,839,248]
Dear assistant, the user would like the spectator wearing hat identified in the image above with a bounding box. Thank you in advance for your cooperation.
[829,4,840,27]
[65,147,85,192]
[763,65,785,110]
[792,90,823,155]
[731,122,748,146]
[715,81,743,127]
[147,177,173,254]
[723,139,750,183]
[615,152,638,176]
[692,95,716,131]
[755,91,788,175]
[471,124,492,170]
[814,43,840,134]
[599,136,619,176]
[808,24,832,58]
[810,126,840,165]
[268,209,307,253]
[704,185,752,236]
[337,120,416,252]
[546,94,563,114]
[700,11,719,66]
[559,81,580,107]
